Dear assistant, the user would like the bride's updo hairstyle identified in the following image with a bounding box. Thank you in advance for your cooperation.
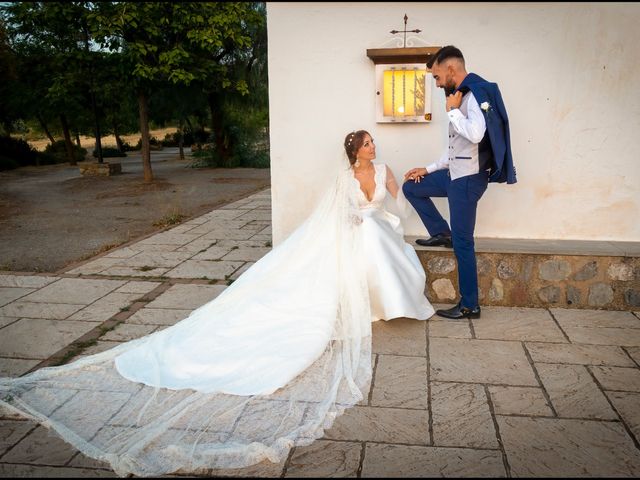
[344,130,370,166]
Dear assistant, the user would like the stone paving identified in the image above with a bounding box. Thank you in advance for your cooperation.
[1,188,640,477]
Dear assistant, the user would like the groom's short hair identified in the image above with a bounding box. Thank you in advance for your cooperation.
[427,45,465,69]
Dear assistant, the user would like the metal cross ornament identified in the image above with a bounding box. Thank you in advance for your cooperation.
[390,14,422,48]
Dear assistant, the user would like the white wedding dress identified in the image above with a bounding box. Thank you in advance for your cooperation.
[0,162,433,477]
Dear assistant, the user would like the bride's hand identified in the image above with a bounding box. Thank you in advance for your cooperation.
[349,213,363,226]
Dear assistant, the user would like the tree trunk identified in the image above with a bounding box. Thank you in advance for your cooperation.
[178,117,185,160]
[59,114,77,165]
[91,92,104,164]
[113,123,124,152]
[74,131,81,147]
[185,116,194,133]
[208,92,231,165]
[36,114,55,145]
[138,89,153,182]
[82,17,102,164]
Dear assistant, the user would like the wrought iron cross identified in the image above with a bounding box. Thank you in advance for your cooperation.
[390,14,422,48]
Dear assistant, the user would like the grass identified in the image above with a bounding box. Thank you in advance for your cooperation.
[79,241,124,261]
[153,212,187,228]
[54,339,99,366]
[25,126,179,152]
[54,321,124,365]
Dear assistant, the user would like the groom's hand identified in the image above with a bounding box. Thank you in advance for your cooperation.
[404,168,428,183]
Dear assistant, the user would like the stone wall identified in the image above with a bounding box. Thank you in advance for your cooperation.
[78,161,122,176]
[418,251,640,311]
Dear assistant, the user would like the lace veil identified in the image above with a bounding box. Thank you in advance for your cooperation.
[0,164,372,477]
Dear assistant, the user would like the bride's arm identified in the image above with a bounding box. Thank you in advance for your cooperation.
[385,165,411,218]
[385,165,400,199]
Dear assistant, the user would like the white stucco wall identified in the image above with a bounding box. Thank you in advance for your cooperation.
[267,2,640,244]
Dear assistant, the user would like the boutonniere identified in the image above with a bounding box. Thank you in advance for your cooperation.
[480,101,491,112]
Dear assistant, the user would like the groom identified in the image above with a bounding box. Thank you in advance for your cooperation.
[403,45,516,320]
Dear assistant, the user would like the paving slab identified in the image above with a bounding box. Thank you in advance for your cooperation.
[286,440,361,477]
[144,284,227,310]
[562,326,640,346]
[551,308,640,329]
[0,420,35,457]
[605,391,640,443]
[371,355,428,409]
[19,278,125,305]
[0,275,58,288]
[323,405,429,445]
[0,287,36,307]
[428,317,472,339]
[536,363,617,419]
[526,342,636,367]
[0,464,117,477]
[221,247,272,262]
[1,425,79,466]
[0,318,102,359]
[487,385,553,416]
[0,302,85,319]
[125,308,193,326]
[431,382,498,449]
[497,416,640,477]
[361,444,506,478]
[100,323,158,342]
[430,337,538,386]
[163,259,243,280]
[627,346,640,365]
[67,292,141,323]
[0,316,18,329]
[590,365,640,392]
[0,358,41,377]
[372,318,426,356]
[114,281,161,295]
[472,307,567,342]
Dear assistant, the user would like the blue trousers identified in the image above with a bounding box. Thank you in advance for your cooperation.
[402,170,488,308]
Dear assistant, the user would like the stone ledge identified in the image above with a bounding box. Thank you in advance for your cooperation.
[77,161,122,176]
[409,237,640,257]
[407,237,640,310]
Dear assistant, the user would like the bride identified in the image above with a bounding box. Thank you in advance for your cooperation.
[0,130,434,477]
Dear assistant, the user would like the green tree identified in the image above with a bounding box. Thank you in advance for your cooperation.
[0,16,18,136]
[89,2,264,181]
[1,1,107,164]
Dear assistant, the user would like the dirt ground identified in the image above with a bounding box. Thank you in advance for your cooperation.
[0,145,271,272]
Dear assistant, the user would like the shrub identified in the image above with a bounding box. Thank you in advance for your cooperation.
[93,146,127,158]
[161,132,178,147]
[134,136,163,150]
[161,130,201,148]
[43,140,87,164]
[0,154,20,171]
[120,140,135,152]
[0,136,39,169]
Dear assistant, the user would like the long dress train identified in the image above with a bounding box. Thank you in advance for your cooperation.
[0,162,433,477]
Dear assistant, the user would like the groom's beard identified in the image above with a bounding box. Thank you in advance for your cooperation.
[444,84,456,96]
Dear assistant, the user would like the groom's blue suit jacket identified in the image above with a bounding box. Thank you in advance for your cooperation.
[456,73,517,184]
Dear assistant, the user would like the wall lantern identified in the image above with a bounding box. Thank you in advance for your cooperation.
[366,15,441,123]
